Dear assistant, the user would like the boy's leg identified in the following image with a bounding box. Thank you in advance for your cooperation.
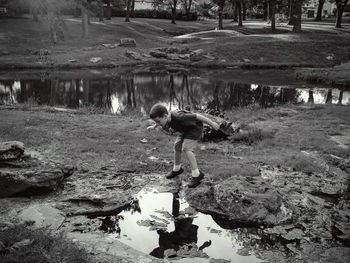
[174,136,183,169]
[183,139,204,188]
[166,136,184,179]
[182,139,200,177]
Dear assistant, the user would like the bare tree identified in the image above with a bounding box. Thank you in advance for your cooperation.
[335,0,349,28]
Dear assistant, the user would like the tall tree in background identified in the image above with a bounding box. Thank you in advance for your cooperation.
[106,0,112,19]
[214,0,226,29]
[125,0,131,21]
[335,0,349,28]
[315,0,325,21]
[290,0,302,31]
[180,0,194,20]
[269,0,276,30]
[171,0,178,24]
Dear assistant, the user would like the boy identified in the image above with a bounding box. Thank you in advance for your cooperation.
[148,104,220,188]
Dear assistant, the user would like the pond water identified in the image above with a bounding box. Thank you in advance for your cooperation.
[0,69,349,114]
[96,187,268,263]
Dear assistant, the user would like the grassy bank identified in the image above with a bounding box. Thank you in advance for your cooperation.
[0,17,349,70]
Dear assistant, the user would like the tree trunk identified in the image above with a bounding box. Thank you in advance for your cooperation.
[218,8,223,29]
[270,0,276,31]
[131,0,135,18]
[263,1,268,20]
[98,1,104,21]
[186,0,193,21]
[242,2,246,20]
[326,89,332,104]
[308,90,314,104]
[82,7,89,37]
[335,0,349,28]
[292,0,302,32]
[233,2,238,22]
[125,0,131,22]
[171,0,177,24]
[338,90,343,104]
[31,7,39,21]
[238,0,243,26]
[74,6,80,18]
[106,0,111,20]
[315,0,325,21]
[288,0,296,25]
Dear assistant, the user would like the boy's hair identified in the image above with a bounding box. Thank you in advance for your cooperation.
[149,104,168,119]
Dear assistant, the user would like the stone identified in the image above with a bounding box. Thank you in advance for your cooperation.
[119,38,136,47]
[0,141,25,161]
[0,168,65,197]
[1,50,9,55]
[90,57,103,63]
[10,239,33,250]
[281,228,304,241]
[167,54,181,60]
[149,50,167,58]
[237,247,251,256]
[18,204,65,230]
[189,49,205,62]
[102,43,118,49]
[68,59,77,63]
[209,259,231,263]
[125,51,143,60]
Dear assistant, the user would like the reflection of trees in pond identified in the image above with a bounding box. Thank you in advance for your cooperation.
[308,89,314,104]
[0,80,15,104]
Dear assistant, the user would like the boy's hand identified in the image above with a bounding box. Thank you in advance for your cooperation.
[211,122,220,131]
[147,124,158,130]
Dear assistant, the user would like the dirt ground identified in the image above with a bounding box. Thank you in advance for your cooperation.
[0,104,349,186]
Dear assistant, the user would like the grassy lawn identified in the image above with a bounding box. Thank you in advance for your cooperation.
[0,16,349,67]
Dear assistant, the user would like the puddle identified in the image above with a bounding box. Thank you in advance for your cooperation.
[94,187,264,262]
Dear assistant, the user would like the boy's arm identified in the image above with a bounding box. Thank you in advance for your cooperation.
[195,113,220,130]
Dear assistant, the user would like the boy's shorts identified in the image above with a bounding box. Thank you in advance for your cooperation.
[174,136,198,152]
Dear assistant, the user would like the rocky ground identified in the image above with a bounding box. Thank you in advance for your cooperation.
[0,103,350,262]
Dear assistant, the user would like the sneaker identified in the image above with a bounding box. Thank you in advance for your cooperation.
[166,167,184,179]
[188,171,204,188]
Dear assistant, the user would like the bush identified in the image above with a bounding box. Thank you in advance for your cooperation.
[0,224,92,263]
[111,9,198,20]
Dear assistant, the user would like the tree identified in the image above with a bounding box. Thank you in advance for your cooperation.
[125,0,131,22]
[335,0,349,28]
[290,0,302,32]
[269,0,276,30]
[214,0,226,29]
[180,0,194,20]
[315,0,325,21]
[171,0,178,24]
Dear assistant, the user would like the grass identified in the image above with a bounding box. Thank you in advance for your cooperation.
[0,16,349,67]
[0,224,92,263]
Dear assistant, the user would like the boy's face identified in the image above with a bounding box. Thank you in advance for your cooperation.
[153,115,168,127]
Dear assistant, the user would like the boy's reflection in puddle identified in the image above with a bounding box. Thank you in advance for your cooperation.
[150,192,211,258]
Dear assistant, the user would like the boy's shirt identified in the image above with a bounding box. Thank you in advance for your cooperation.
[166,110,203,140]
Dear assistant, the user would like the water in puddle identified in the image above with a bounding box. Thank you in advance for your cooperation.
[97,187,262,262]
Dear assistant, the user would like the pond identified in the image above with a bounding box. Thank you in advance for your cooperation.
[0,68,349,114]
[95,187,273,263]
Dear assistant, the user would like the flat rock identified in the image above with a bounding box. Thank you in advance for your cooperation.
[18,204,65,230]
[0,141,25,161]
[0,168,65,197]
